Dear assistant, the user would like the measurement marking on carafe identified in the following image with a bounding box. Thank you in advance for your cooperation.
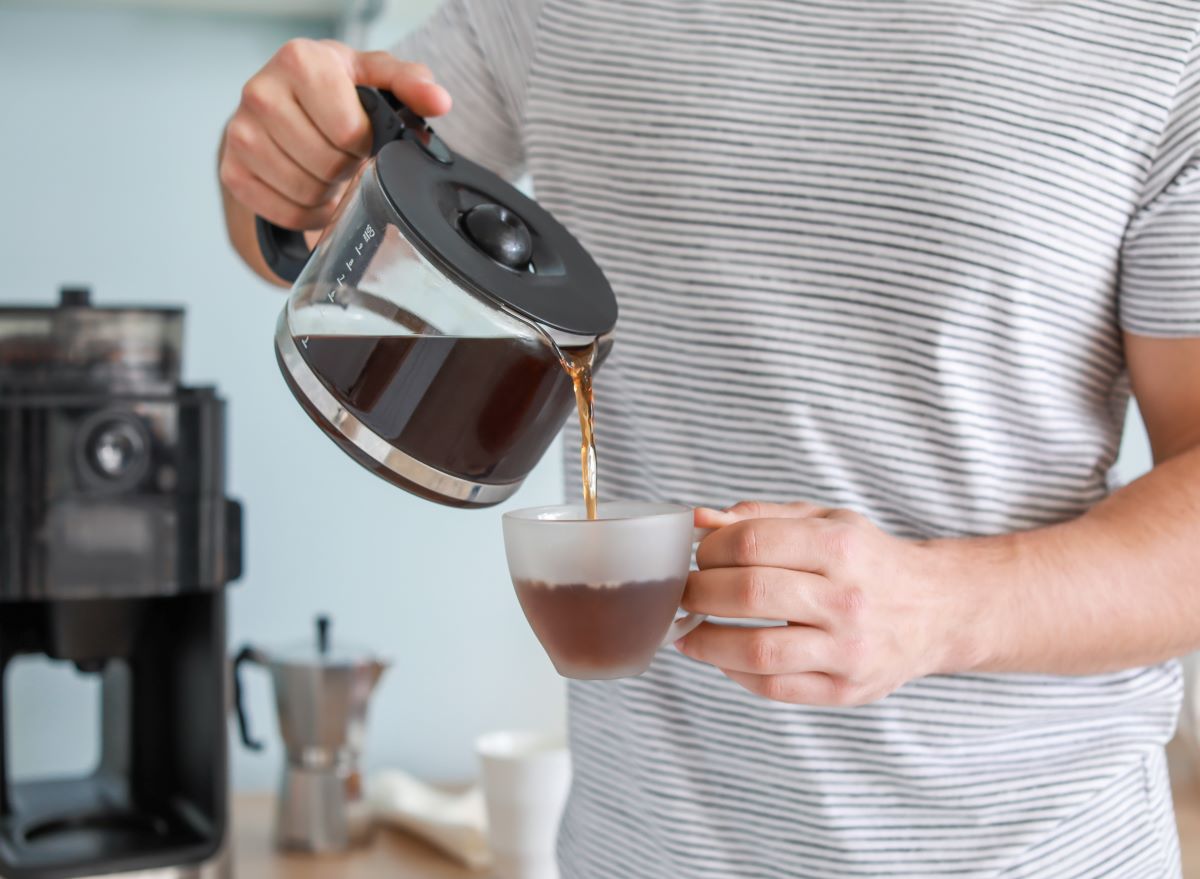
[345,258,355,271]
[300,336,309,349]
[327,289,337,304]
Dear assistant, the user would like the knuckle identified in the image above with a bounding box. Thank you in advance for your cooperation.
[833,585,867,623]
[745,630,779,673]
[758,676,796,703]
[822,522,859,565]
[276,38,315,74]
[307,55,348,90]
[326,112,369,153]
[224,118,255,152]
[239,78,271,115]
[830,507,867,526]
[218,159,246,193]
[738,569,771,615]
[731,523,761,567]
[730,500,766,518]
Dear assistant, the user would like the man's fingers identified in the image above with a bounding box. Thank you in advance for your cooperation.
[675,622,834,676]
[682,567,834,623]
[230,39,451,223]
[226,118,333,209]
[696,517,851,573]
[353,50,453,118]
[723,669,850,706]
[219,161,336,231]
[695,501,827,530]
[242,74,361,182]
[290,43,375,159]
[728,500,829,521]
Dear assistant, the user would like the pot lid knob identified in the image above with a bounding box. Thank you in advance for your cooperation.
[462,203,533,270]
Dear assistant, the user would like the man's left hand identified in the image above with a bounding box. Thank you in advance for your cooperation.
[676,501,971,706]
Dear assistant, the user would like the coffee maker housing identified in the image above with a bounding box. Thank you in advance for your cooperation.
[0,288,242,879]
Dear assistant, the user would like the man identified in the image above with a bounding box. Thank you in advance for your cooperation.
[218,2,1200,875]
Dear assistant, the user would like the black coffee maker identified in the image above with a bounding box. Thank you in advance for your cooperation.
[0,288,242,879]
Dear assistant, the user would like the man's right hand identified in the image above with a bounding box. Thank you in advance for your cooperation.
[218,39,451,281]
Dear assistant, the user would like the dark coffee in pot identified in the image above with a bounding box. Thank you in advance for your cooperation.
[294,334,578,491]
[291,331,607,512]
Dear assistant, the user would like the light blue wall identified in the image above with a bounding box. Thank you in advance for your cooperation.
[0,0,1159,794]
[1119,404,1153,483]
[0,2,567,792]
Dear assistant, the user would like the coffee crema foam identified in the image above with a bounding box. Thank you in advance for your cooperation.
[520,579,653,590]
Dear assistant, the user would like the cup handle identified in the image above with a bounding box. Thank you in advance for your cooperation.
[662,526,717,646]
[664,612,705,644]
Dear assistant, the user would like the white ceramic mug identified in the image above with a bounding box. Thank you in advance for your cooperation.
[502,501,708,680]
[476,730,571,879]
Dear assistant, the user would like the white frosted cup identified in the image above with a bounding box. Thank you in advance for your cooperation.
[476,730,571,879]
[502,501,709,679]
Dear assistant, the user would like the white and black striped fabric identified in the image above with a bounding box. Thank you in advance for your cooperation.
[396,2,1200,876]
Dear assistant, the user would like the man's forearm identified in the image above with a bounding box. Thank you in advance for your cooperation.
[929,443,1200,675]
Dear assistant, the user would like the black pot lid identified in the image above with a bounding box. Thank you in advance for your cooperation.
[374,134,618,339]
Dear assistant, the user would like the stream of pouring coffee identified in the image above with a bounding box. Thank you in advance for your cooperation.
[559,343,599,520]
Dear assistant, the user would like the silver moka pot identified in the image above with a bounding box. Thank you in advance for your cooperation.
[233,616,388,852]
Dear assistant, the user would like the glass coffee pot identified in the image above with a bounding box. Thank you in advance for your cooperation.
[256,88,617,508]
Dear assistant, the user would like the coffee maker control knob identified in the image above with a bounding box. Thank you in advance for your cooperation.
[88,421,145,479]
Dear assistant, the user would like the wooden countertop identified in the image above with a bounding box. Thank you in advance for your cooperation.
[234,788,1200,877]
[1177,780,1200,877]
[231,795,483,879]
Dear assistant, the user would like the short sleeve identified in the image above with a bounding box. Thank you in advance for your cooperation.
[390,0,543,181]
[1119,32,1200,338]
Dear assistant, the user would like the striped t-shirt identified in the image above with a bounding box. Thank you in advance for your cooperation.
[396,2,1200,876]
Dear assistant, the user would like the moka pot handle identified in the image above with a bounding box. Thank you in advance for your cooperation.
[232,645,267,751]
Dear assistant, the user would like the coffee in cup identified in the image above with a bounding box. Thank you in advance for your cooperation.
[502,502,706,680]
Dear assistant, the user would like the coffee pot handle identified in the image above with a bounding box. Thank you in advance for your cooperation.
[253,86,434,284]
[662,526,716,645]
[232,646,266,751]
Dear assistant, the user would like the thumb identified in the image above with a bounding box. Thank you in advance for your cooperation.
[352,49,453,118]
